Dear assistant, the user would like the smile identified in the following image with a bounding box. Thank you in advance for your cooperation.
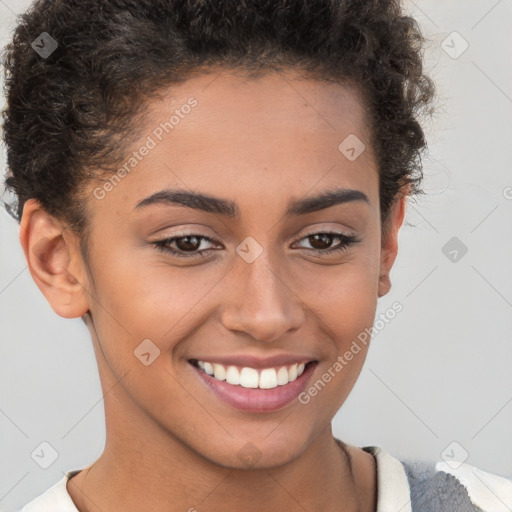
[191,359,309,389]
[189,356,318,412]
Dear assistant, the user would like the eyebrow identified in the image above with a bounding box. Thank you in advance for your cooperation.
[134,187,369,217]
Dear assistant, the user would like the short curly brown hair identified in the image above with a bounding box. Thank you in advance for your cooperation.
[2,0,436,248]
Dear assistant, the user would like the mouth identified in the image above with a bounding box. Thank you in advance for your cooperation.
[188,358,318,413]
[190,358,315,388]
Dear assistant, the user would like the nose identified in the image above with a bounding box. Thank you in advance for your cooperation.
[219,252,305,343]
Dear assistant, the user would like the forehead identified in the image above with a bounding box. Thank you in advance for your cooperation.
[148,68,373,150]
[87,68,378,220]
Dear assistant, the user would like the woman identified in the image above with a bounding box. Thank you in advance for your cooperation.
[3,0,511,511]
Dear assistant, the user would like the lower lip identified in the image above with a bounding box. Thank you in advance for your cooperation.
[191,362,318,413]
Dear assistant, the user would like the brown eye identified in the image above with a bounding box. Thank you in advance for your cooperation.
[295,231,361,255]
[152,234,219,258]
[308,233,335,250]
[174,235,202,252]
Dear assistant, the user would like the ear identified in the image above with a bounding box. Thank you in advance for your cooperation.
[377,185,410,298]
[19,198,91,319]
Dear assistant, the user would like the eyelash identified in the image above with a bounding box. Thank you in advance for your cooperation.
[151,231,361,259]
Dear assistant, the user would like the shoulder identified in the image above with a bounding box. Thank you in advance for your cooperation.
[401,456,512,512]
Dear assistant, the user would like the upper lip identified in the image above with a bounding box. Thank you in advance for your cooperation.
[189,354,317,369]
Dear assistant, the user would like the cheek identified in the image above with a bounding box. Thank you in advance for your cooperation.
[321,280,376,372]
[302,270,378,416]
[296,253,380,328]
[86,247,227,359]
[293,248,380,384]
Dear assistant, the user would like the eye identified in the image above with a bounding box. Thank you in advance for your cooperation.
[151,234,219,258]
[293,231,361,255]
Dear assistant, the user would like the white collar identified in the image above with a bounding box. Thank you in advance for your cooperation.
[363,445,412,512]
[20,468,82,511]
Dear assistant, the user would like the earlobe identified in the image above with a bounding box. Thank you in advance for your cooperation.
[377,187,409,298]
[19,199,91,319]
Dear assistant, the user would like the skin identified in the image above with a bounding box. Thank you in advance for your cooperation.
[20,68,409,512]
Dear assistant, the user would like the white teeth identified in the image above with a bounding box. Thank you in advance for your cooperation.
[240,367,259,388]
[213,363,226,381]
[225,366,240,385]
[259,368,278,389]
[276,366,289,385]
[288,363,298,382]
[194,360,310,389]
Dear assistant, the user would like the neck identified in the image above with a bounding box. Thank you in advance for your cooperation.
[68,433,362,512]
[66,399,373,512]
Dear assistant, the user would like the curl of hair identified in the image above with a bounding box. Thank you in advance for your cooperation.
[2,0,436,241]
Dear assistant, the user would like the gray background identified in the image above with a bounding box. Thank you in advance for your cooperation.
[1,0,511,510]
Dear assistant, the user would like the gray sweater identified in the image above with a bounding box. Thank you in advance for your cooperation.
[401,458,485,512]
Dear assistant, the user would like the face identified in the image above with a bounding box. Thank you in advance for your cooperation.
[22,68,406,469]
